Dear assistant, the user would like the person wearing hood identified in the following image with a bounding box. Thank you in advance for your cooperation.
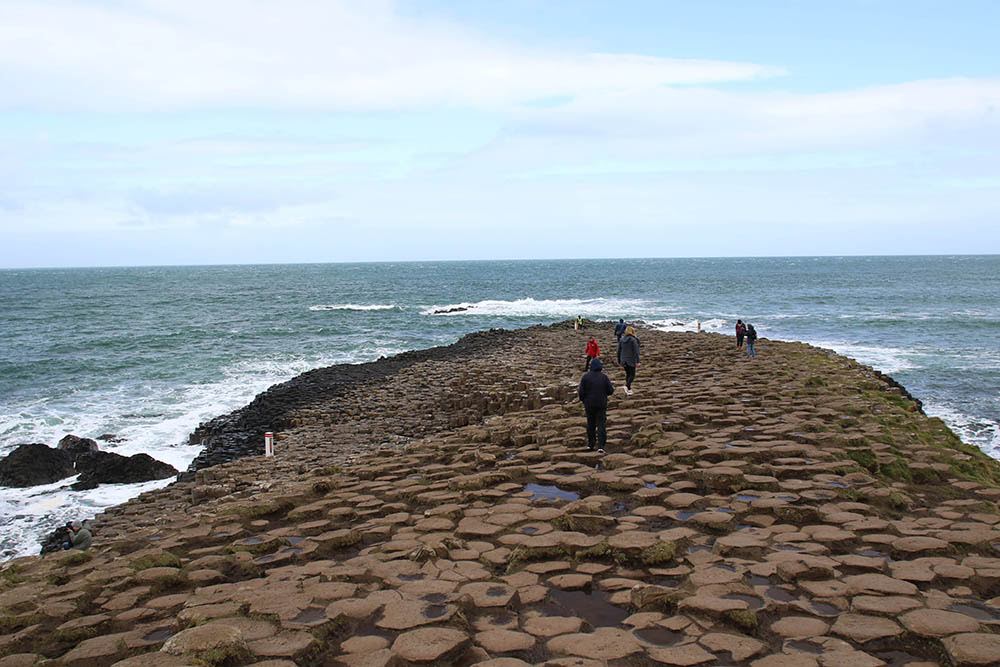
[618,325,640,395]
[578,358,614,452]
[584,336,600,370]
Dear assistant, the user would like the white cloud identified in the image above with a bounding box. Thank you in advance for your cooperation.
[0,0,779,111]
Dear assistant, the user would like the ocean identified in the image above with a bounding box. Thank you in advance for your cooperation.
[1,256,998,559]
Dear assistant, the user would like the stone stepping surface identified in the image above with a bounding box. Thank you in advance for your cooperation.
[2,323,1000,666]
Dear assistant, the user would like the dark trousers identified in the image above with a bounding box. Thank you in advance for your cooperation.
[623,363,636,389]
[736,333,744,348]
[584,355,595,371]
[585,405,607,450]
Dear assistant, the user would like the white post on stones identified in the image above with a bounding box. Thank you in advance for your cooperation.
[264,432,274,457]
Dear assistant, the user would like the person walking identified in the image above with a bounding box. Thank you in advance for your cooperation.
[745,323,758,358]
[735,320,746,349]
[584,336,600,371]
[614,318,626,342]
[578,358,614,452]
[619,325,640,395]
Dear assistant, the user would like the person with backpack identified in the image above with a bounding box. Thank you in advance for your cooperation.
[745,323,758,358]
[578,358,614,453]
[614,318,626,342]
[584,336,600,371]
[619,325,640,395]
[735,320,746,349]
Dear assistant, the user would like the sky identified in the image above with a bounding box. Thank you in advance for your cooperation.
[1,0,999,267]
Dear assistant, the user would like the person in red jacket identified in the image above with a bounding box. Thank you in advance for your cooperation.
[584,336,600,370]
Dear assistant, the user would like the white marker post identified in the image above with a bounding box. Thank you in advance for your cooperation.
[264,432,274,457]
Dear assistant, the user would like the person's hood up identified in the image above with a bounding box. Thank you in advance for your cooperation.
[590,358,603,372]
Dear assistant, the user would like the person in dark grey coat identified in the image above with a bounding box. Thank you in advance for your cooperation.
[578,358,614,452]
[618,325,640,395]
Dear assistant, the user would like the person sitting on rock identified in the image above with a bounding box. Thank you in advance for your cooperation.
[584,336,600,371]
[65,521,92,551]
[578,358,614,453]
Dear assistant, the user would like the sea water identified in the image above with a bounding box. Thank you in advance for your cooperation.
[1,256,997,558]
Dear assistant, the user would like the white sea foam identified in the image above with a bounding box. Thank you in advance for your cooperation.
[421,297,656,318]
[0,342,410,560]
[923,402,1000,459]
[309,304,397,311]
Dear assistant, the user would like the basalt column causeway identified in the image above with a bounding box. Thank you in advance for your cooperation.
[2,322,1000,667]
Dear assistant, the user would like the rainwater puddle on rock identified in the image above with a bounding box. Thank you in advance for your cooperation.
[611,500,633,517]
[240,536,265,545]
[775,543,804,552]
[142,628,174,642]
[644,482,657,489]
[291,607,328,624]
[677,511,697,521]
[524,484,580,502]
[422,593,448,604]
[786,640,823,655]
[715,508,735,514]
[486,586,509,597]
[765,587,797,602]
[827,481,849,489]
[423,605,449,619]
[748,575,770,587]
[286,536,305,546]
[686,544,712,554]
[522,526,539,535]
[539,589,629,629]
[634,627,683,646]
[734,494,759,503]
[722,594,763,610]
[809,601,840,617]
[950,602,1000,622]
[856,549,888,558]
[398,573,425,582]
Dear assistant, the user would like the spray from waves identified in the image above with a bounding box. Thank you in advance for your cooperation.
[421,297,656,318]
[309,304,398,312]
[0,341,411,560]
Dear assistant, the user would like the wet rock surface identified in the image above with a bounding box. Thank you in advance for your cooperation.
[2,322,1000,666]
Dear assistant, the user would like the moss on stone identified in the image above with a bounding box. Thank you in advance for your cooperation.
[132,551,182,571]
[725,609,758,633]
[61,550,93,567]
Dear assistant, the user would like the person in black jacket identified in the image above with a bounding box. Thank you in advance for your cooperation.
[578,358,614,452]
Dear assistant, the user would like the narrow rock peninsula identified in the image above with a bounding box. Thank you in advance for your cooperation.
[2,322,999,666]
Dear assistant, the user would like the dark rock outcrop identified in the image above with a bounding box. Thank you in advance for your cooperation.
[0,443,74,487]
[71,451,178,490]
[57,434,100,462]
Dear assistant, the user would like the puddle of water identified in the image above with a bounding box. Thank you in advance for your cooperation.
[142,628,173,642]
[522,526,539,535]
[524,483,580,502]
[787,640,823,655]
[239,536,265,545]
[950,603,1000,622]
[827,481,849,489]
[856,549,887,558]
[644,483,657,489]
[611,500,633,517]
[487,586,509,597]
[422,593,448,604]
[734,494,759,503]
[634,627,682,646]
[765,587,797,602]
[677,510,697,521]
[748,575,770,587]
[286,536,304,545]
[686,544,712,554]
[723,594,763,610]
[292,607,328,624]
[809,601,840,617]
[715,508,735,514]
[423,605,449,619]
[539,588,629,629]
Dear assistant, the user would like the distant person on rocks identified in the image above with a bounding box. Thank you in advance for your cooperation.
[619,325,640,395]
[578,358,614,453]
[40,520,91,555]
[584,336,600,371]
[614,318,626,342]
[745,323,758,358]
[575,315,584,331]
[735,320,746,348]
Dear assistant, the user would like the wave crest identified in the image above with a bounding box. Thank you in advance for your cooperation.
[421,297,653,317]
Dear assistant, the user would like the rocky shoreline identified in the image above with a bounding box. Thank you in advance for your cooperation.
[2,322,1000,666]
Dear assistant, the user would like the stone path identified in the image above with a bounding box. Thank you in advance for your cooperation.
[2,323,999,666]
